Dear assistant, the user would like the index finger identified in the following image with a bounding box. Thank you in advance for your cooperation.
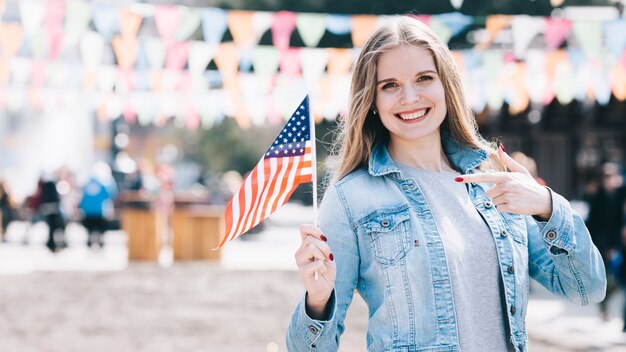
[455,172,509,184]
[300,223,326,241]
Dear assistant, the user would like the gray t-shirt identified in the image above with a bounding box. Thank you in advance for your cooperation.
[400,165,514,352]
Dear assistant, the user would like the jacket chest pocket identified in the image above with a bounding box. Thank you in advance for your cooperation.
[500,212,528,245]
[363,206,413,266]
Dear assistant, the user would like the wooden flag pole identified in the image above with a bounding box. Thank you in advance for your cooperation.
[308,96,320,281]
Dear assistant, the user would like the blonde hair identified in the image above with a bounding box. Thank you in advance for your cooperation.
[330,16,502,182]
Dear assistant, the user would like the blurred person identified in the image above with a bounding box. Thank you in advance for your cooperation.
[0,179,17,242]
[39,176,66,252]
[585,162,626,323]
[78,162,118,248]
[287,17,605,351]
[510,151,546,186]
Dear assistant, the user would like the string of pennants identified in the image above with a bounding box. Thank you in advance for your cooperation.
[0,1,625,130]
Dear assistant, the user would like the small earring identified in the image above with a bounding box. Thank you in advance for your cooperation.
[372,110,377,115]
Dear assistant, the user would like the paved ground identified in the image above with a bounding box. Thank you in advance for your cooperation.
[0,203,625,351]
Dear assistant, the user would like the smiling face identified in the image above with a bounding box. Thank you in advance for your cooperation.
[374,45,447,149]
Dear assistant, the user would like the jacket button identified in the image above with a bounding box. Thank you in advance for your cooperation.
[507,266,515,274]
[308,325,318,334]
[500,230,508,237]
[381,220,390,227]
[546,230,557,241]
[484,201,493,209]
[510,306,517,315]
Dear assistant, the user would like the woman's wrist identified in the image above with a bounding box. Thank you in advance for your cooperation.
[305,291,332,320]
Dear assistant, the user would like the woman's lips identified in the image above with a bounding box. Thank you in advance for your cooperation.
[394,107,431,122]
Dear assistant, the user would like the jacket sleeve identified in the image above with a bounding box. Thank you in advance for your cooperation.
[527,188,607,305]
[286,184,360,351]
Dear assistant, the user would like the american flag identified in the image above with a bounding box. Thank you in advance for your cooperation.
[215,96,314,249]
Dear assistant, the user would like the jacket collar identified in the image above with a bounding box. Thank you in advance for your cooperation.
[368,134,488,177]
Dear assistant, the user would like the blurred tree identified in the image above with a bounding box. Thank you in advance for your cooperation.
[193,118,282,175]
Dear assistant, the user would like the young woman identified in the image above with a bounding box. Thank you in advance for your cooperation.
[286,16,606,352]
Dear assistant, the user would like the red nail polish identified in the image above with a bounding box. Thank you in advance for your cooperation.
[500,144,506,153]
[329,253,334,261]
[320,235,327,242]
[454,177,463,182]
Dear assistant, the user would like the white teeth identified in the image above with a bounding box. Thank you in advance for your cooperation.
[399,109,428,120]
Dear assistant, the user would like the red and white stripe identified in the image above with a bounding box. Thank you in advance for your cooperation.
[216,141,312,249]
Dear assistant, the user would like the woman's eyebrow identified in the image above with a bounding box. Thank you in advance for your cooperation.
[376,70,438,84]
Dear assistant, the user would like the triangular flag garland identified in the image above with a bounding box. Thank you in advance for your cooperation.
[216,95,314,248]
[0,1,625,129]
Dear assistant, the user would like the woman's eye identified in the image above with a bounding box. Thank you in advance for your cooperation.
[381,82,397,90]
[417,75,433,82]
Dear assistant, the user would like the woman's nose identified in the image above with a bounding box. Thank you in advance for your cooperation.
[400,85,420,104]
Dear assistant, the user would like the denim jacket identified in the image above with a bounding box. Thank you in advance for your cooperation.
[287,137,606,352]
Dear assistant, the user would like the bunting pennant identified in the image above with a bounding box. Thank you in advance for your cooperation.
[188,41,216,76]
[573,21,602,61]
[165,42,189,71]
[112,36,139,69]
[327,48,353,76]
[604,19,626,59]
[433,12,472,37]
[202,7,228,46]
[545,18,572,50]
[252,11,273,43]
[511,16,545,59]
[44,0,65,59]
[92,4,120,39]
[296,13,327,47]
[525,50,547,105]
[19,0,46,35]
[0,23,24,58]
[300,48,329,88]
[214,43,239,90]
[228,11,255,47]
[351,15,377,48]
[253,46,280,77]
[325,14,352,35]
[610,63,626,101]
[155,6,181,44]
[63,0,91,48]
[429,17,453,44]
[80,31,104,69]
[279,48,301,77]
[142,37,166,70]
[176,7,202,42]
[120,8,143,38]
[0,57,8,85]
[272,11,297,50]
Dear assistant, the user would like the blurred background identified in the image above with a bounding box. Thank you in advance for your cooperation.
[0,0,625,351]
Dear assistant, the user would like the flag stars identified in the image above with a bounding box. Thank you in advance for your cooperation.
[296,121,301,126]
[287,132,292,137]
[283,138,288,143]
[300,149,304,153]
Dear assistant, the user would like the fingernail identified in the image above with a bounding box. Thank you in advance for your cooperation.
[500,144,506,153]
[320,234,327,242]
[329,253,334,261]
[454,177,463,182]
